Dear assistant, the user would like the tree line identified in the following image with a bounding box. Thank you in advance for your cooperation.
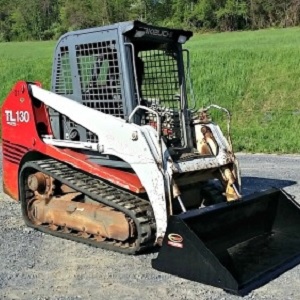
[0,0,299,41]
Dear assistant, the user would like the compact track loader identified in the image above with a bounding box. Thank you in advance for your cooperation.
[3,21,300,295]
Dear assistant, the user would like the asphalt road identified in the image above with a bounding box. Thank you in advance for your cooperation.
[1,153,300,300]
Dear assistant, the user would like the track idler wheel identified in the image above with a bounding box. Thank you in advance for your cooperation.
[27,172,55,200]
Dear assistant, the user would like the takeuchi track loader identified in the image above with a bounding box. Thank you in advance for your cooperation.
[3,21,300,295]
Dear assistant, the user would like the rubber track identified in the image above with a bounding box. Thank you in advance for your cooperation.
[20,159,155,254]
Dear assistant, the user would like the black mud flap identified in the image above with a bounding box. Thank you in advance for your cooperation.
[152,189,300,295]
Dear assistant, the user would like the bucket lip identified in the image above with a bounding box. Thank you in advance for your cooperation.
[231,253,300,296]
[177,188,282,220]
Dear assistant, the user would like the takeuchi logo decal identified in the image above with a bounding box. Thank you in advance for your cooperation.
[144,27,173,38]
[167,233,183,248]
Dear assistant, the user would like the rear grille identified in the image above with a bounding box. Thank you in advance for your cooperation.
[3,140,28,164]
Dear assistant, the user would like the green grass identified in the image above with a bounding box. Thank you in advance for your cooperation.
[0,41,54,98]
[187,27,300,153]
[1,28,300,153]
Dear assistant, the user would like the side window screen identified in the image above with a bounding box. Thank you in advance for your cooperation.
[55,46,73,95]
[77,55,96,90]
[75,40,124,120]
[97,59,109,86]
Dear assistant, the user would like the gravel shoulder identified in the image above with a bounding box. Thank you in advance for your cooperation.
[1,153,300,300]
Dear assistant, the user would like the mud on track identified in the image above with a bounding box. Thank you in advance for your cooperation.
[1,153,300,300]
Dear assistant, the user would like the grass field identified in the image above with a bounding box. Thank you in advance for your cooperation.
[1,27,300,153]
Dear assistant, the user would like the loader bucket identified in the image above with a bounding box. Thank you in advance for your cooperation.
[152,189,300,295]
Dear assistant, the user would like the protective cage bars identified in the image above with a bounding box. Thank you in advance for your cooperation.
[54,46,73,95]
[75,41,124,143]
[138,46,184,147]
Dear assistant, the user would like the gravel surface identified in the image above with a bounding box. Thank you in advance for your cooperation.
[1,153,300,300]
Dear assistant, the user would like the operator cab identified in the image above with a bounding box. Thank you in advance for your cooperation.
[51,21,193,151]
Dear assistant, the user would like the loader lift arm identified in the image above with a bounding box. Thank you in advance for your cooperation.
[30,84,170,241]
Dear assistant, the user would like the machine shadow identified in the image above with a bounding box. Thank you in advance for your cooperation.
[241,176,297,196]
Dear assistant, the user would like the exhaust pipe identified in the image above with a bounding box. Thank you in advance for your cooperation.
[152,189,300,295]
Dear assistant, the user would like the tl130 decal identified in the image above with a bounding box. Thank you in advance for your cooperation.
[5,110,30,126]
